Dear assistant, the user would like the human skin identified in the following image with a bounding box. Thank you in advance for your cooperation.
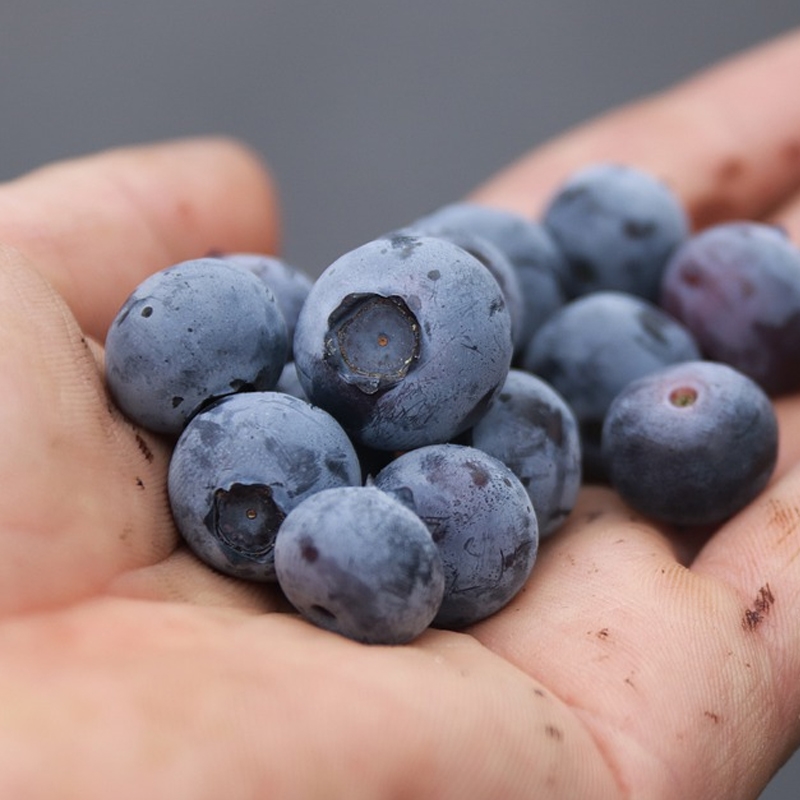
[1,28,800,800]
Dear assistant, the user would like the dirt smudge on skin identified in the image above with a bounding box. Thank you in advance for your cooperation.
[767,498,800,543]
[135,433,155,463]
[742,584,775,631]
[715,156,746,184]
[624,672,636,689]
[544,725,563,742]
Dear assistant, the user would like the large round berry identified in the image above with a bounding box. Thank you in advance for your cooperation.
[466,369,582,537]
[292,233,513,450]
[659,220,800,396]
[601,361,778,527]
[105,258,288,435]
[167,391,362,581]
[274,486,445,644]
[521,290,701,481]
[543,162,689,300]
[373,444,538,630]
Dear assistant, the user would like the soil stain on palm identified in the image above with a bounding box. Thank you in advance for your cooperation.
[742,584,775,631]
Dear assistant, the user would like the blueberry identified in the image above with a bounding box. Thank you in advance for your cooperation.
[274,485,445,644]
[373,444,538,629]
[105,258,288,435]
[218,252,314,348]
[410,202,568,345]
[396,224,527,352]
[167,391,362,581]
[465,369,582,537]
[521,291,701,481]
[292,234,513,450]
[543,163,689,300]
[659,221,800,396]
[602,361,778,527]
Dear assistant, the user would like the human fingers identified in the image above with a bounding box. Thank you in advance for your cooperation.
[0,246,178,615]
[470,26,800,230]
[0,598,622,800]
[0,137,280,342]
[471,483,798,799]
[105,547,288,613]
[0,244,289,618]
[690,452,800,759]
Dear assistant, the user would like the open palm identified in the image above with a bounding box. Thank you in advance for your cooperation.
[2,30,800,800]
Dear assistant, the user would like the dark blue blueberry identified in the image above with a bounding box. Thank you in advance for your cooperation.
[659,221,800,396]
[521,291,701,481]
[274,485,445,644]
[167,391,362,581]
[601,361,778,527]
[466,369,582,537]
[543,163,689,301]
[373,444,538,629]
[218,252,314,348]
[292,234,513,450]
[105,258,288,435]
[410,202,568,346]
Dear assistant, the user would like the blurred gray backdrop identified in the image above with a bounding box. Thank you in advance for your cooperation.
[2,3,800,797]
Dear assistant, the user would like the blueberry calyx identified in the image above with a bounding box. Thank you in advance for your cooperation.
[669,386,698,407]
[208,482,286,556]
[324,293,420,394]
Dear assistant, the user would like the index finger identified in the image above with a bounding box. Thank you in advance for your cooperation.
[0,137,280,341]
[470,26,800,229]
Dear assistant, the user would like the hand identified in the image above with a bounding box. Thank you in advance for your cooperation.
[1,29,800,800]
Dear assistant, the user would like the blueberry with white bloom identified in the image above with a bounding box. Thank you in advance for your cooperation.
[274,485,445,644]
[293,233,513,451]
[168,391,362,581]
[105,257,288,435]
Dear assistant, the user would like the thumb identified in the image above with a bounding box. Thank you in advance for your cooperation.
[0,245,174,616]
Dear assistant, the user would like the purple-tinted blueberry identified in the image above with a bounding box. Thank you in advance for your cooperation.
[105,258,288,435]
[167,391,362,581]
[373,444,538,630]
[410,202,568,345]
[466,369,582,537]
[292,234,513,451]
[543,163,689,301]
[521,291,701,481]
[659,221,800,396]
[274,485,445,644]
[218,252,314,347]
[602,361,778,527]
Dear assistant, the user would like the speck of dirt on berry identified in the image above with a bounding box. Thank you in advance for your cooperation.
[465,460,489,487]
[300,537,319,563]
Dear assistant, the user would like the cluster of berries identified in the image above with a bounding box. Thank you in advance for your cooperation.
[104,162,796,644]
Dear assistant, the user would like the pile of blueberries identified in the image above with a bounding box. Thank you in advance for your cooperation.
[104,162,799,644]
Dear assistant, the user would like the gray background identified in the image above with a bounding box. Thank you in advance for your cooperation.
[2,3,800,797]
